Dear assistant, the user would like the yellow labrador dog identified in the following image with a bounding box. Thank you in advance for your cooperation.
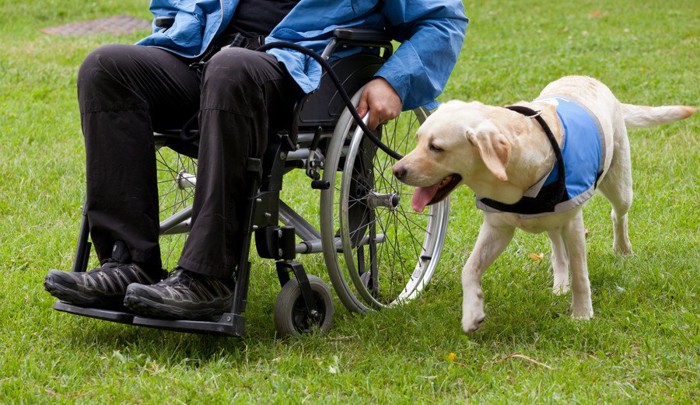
[392,76,694,333]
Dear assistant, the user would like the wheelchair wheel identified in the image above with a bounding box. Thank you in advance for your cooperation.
[320,91,450,313]
[274,275,334,337]
[154,134,197,269]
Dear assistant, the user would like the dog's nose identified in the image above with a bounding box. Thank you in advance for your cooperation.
[393,164,406,180]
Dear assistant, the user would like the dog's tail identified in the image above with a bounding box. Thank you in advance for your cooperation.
[622,103,696,128]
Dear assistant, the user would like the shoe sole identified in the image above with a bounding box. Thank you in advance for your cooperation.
[123,291,228,321]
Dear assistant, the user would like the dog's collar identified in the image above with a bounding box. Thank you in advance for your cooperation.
[505,105,566,190]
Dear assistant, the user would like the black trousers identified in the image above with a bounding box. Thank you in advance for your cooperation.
[77,44,301,278]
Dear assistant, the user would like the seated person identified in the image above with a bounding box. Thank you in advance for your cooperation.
[44,0,468,320]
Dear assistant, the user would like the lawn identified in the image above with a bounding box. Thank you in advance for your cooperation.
[0,0,698,403]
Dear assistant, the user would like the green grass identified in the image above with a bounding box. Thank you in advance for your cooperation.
[1,0,698,403]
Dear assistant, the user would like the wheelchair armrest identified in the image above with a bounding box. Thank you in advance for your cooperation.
[321,28,393,60]
[332,28,389,42]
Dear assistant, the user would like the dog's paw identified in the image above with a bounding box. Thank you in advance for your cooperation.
[461,299,486,333]
[461,287,486,333]
[462,313,486,333]
[570,306,594,320]
[552,272,570,295]
[613,243,633,256]
[552,282,570,295]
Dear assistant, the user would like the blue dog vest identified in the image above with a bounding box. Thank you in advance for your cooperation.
[477,97,606,217]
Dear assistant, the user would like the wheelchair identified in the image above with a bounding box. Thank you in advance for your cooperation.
[53,28,451,337]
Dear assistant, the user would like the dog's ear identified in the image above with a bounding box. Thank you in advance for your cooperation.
[467,129,510,181]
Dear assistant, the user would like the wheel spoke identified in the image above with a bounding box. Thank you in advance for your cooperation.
[154,136,197,269]
[321,98,448,311]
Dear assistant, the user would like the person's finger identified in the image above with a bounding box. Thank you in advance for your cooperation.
[356,89,369,119]
[368,110,383,129]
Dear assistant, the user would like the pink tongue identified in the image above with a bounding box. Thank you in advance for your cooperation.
[411,184,440,212]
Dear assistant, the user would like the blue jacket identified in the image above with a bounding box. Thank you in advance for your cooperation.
[136,0,468,110]
[477,98,606,217]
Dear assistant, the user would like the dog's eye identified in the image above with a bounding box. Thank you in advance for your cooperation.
[429,143,444,153]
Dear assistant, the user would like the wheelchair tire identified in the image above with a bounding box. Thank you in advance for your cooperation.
[274,275,334,337]
[154,134,197,269]
[320,89,450,313]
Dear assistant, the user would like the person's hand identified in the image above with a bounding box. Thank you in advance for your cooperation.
[356,78,402,130]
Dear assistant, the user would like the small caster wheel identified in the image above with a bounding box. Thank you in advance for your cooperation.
[274,275,334,337]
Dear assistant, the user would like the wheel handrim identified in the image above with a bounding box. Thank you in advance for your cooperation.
[320,95,450,312]
[339,114,449,308]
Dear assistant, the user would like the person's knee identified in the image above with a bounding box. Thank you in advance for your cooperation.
[202,48,265,92]
[78,44,140,93]
[78,44,157,114]
[200,48,270,110]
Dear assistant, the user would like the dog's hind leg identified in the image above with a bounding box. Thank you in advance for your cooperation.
[461,220,514,333]
[562,209,594,319]
[597,124,633,256]
[547,229,570,295]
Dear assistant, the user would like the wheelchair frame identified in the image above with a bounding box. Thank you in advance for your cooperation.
[54,29,450,337]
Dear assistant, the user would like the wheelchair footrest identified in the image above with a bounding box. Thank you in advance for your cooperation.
[132,314,244,337]
[53,301,244,337]
[54,301,135,324]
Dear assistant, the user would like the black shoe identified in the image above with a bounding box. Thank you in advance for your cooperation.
[123,268,234,320]
[44,262,165,309]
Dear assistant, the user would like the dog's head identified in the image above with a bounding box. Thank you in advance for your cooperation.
[393,100,514,212]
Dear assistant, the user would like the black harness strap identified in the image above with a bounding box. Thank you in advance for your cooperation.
[505,105,566,187]
[478,105,570,215]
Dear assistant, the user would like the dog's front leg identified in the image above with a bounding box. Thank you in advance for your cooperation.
[562,210,594,319]
[462,220,514,333]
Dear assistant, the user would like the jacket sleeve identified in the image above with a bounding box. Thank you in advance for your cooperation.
[376,0,468,110]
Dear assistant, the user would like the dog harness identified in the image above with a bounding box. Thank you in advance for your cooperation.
[477,97,606,217]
